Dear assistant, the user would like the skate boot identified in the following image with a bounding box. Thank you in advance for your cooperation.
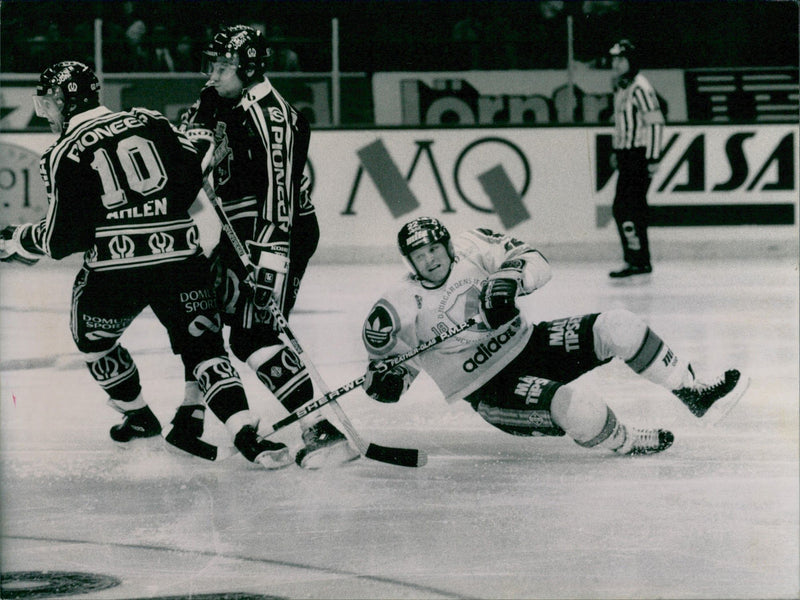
[110,406,162,442]
[295,419,361,469]
[169,405,205,438]
[234,424,292,469]
[615,427,674,456]
[673,369,748,424]
[609,263,652,278]
[165,405,222,461]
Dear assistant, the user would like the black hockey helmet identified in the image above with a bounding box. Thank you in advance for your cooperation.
[203,25,272,85]
[398,217,452,257]
[34,61,100,124]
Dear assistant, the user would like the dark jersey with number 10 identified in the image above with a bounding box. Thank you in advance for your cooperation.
[22,105,203,270]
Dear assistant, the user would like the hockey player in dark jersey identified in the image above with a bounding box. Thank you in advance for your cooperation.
[180,25,359,468]
[0,61,293,469]
[360,217,749,455]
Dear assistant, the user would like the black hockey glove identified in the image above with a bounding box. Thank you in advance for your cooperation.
[1,225,40,266]
[363,361,410,403]
[479,276,520,329]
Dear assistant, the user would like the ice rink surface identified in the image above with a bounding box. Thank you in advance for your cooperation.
[1,256,798,599]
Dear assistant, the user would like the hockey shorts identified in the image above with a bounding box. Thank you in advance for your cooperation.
[465,313,610,437]
[70,253,226,368]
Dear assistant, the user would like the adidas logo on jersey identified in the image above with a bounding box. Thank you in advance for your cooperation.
[462,324,518,372]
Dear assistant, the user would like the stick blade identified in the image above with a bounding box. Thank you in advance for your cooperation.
[365,443,427,467]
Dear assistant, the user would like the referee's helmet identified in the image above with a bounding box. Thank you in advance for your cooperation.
[609,39,639,74]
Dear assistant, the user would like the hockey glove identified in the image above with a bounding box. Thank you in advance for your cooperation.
[244,227,290,311]
[364,361,411,403]
[1,225,40,266]
[479,276,520,329]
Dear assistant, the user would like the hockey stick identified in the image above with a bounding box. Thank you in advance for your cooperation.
[199,178,426,467]
[264,300,429,468]
[269,316,480,433]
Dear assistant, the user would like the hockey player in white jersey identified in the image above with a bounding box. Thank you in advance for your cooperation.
[361,217,748,455]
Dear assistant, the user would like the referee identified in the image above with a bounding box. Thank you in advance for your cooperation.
[608,39,665,278]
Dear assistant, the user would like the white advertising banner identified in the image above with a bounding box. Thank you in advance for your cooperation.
[2,124,796,260]
[372,70,688,125]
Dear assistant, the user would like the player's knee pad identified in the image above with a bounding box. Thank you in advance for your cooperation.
[247,345,313,413]
[83,343,140,401]
[592,309,648,362]
[193,356,248,423]
[549,385,611,445]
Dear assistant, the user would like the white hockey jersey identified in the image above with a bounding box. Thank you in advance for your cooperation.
[362,228,552,402]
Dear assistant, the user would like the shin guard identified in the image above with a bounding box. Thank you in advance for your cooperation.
[248,345,314,413]
[84,343,141,403]
[194,356,249,425]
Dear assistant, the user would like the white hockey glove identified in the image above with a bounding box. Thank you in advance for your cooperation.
[479,260,524,329]
[363,361,411,403]
[244,228,290,311]
[1,225,40,266]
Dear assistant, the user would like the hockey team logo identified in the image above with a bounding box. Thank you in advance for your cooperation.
[363,302,398,352]
[281,348,303,374]
[148,232,174,254]
[90,352,133,384]
[67,82,78,93]
[462,323,519,373]
[196,358,241,396]
[108,235,136,259]
[186,227,198,248]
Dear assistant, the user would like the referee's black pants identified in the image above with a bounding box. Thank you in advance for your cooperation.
[612,147,652,267]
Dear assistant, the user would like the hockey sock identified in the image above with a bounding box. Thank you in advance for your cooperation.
[180,380,204,407]
[107,393,148,414]
[194,356,249,425]
[625,328,693,390]
[573,406,627,452]
[550,385,620,448]
[593,310,693,391]
[247,345,314,413]
[84,343,141,402]
[222,409,258,439]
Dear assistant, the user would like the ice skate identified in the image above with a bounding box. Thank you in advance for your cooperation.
[234,424,292,469]
[615,427,674,455]
[295,419,361,469]
[609,263,652,279]
[164,405,221,461]
[673,369,748,425]
[109,406,162,442]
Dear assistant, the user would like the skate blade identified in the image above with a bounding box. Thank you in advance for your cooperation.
[297,440,361,470]
[701,374,750,426]
[609,274,652,286]
[164,428,238,461]
[254,448,294,470]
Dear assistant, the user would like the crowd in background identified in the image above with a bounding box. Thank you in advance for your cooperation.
[1,0,798,74]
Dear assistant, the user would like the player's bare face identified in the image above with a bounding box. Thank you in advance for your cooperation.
[611,55,629,77]
[32,92,65,134]
[206,58,243,98]
[409,242,452,286]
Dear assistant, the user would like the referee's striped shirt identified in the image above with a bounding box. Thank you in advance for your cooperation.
[612,73,665,161]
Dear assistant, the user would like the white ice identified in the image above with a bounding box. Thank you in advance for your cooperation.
[1,256,798,599]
